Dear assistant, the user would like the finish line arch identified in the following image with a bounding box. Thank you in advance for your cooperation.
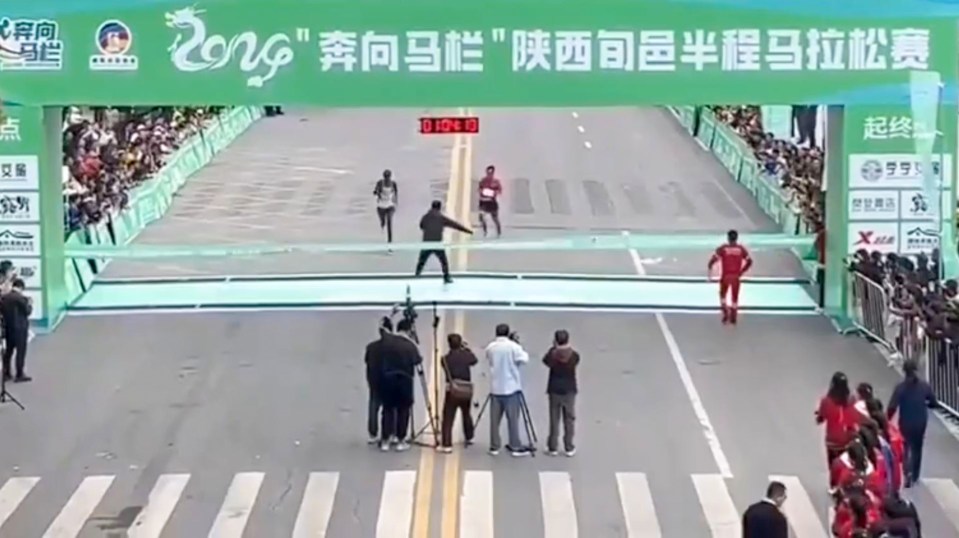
[0,0,956,329]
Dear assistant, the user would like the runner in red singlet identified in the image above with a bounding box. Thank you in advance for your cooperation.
[478,165,502,237]
[708,229,753,324]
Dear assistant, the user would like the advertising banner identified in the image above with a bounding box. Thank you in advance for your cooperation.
[0,4,955,106]
[844,104,957,256]
[0,106,44,321]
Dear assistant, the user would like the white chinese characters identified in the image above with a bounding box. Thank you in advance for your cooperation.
[319,30,484,72]
[0,118,20,142]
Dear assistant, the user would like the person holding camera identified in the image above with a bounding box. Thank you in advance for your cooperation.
[485,323,531,457]
[0,278,31,383]
[364,317,393,444]
[439,333,478,453]
[378,318,422,452]
[543,329,580,457]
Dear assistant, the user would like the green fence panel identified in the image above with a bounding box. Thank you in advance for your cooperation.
[696,109,717,149]
[709,123,746,180]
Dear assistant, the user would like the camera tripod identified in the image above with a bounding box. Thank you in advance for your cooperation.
[0,359,25,411]
[475,390,538,456]
[391,288,440,448]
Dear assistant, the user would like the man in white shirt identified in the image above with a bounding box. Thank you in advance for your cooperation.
[373,169,398,245]
[485,323,531,456]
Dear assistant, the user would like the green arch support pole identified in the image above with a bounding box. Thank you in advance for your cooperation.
[0,105,66,331]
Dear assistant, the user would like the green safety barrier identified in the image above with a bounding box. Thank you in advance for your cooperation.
[66,232,816,259]
[667,106,698,136]
[64,106,264,303]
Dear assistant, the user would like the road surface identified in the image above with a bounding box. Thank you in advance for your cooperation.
[2,108,957,537]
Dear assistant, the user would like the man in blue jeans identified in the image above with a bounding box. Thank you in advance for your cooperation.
[485,323,531,457]
[887,359,938,487]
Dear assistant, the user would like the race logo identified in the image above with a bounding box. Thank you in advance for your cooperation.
[164,6,294,88]
[90,20,139,71]
[0,228,38,255]
[859,159,883,183]
[0,18,63,71]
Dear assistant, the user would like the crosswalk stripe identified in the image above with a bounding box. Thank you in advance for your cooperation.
[539,471,578,538]
[208,472,265,538]
[291,472,339,538]
[616,472,662,538]
[460,471,493,538]
[375,470,416,538]
[42,475,114,538]
[768,475,827,538]
[128,473,190,538]
[691,474,740,538]
[922,478,959,533]
[0,477,40,528]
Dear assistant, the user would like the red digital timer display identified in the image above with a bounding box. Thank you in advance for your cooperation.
[419,116,480,135]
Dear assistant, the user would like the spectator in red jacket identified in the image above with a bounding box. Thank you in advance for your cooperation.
[833,485,883,538]
[830,441,879,494]
[816,372,860,466]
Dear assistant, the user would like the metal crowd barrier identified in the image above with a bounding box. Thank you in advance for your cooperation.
[847,271,959,419]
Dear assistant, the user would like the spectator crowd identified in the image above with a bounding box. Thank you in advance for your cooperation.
[62,106,224,234]
[710,105,825,232]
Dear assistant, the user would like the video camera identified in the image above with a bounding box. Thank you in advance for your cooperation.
[390,285,424,344]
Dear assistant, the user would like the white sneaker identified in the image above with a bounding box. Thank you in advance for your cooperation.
[547,450,559,457]
[488,448,500,456]
[379,441,391,452]
[394,441,411,452]
[565,449,577,457]
[437,446,453,454]
[368,436,379,445]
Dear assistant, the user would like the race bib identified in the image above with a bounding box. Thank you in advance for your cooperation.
[480,188,496,199]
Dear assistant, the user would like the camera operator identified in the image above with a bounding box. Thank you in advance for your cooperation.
[439,333,477,453]
[378,318,422,452]
[1,278,31,383]
[415,200,472,284]
[364,317,393,444]
[485,324,531,457]
[542,329,580,457]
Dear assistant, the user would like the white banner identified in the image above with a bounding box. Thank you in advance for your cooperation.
[13,258,41,289]
[848,221,899,254]
[0,155,39,190]
[0,224,41,256]
[0,191,40,222]
[900,223,941,254]
[848,153,953,190]
[849,189,899,221]
[899,189,953,221]
[909,70,942,220]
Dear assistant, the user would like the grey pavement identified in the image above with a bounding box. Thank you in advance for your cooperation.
[102,108,456,279]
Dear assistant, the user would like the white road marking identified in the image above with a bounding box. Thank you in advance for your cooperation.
[0,477,40,528]
[375,470,417,538]
[460,471,493,538]
[922,478,959,533]
[583,141,592,149]
[208,472,265,538]
[292,472,339,538]
[571,111,579,119]
[768,475,828,538]
[615,472,662,538]
[539,472,578,538]
[623,231,733,477]
[127,473,190,538]
[576,125,585,133]
[691,474,740,538]
[42,475,114,538]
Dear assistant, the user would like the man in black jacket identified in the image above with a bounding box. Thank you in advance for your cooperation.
[415,200,472,284]
[1,278,32,382]
[543,329,580,457]
[742,481,788,538]
[888,359,938,487]
[439,333,477,452]
[378,318,423,452]
[364,317,393,444]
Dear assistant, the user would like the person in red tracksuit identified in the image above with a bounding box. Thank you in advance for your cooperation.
[832,485,883,538]
[707,229,752,324]
[817,372,860,467]
[830,441,882,496]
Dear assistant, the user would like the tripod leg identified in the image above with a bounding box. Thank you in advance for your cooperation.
[474,394,491,425]
[518,392,538,445]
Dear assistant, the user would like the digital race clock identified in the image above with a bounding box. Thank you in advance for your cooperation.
[419,116,480,135]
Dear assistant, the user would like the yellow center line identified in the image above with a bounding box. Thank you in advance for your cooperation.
[441,107,475,538]
[412,121,466,538]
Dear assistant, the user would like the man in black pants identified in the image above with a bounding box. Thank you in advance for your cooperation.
[1,278,32,382]
[364,317,393,443]
[415,200,472,284]
[378,318,422,452]
[439,333,478,453]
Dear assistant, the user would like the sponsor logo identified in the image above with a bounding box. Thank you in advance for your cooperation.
[90,20,138,71]
[11,258,40,288]
[909,192,930,216]
[0,193,38,222]
[854,230,896,247]
[850,192,897,219]
[0,227,39,255]
[0,18,63,71]
[859,160,883,183]
[902,226,939,253]
[0,155,39,189]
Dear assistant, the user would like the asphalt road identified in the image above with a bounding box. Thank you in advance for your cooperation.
[3,108,958,537]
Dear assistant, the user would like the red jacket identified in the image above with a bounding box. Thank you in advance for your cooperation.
[886,424,906,492]
[832,491,882,538]
[817,396,859,449]
[829,453,885,498]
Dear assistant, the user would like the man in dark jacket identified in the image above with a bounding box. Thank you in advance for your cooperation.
[543,329,580,456]
[415,200,472,284]
[439,333,478,452]
[378,318,423,452]
[742,481,788,538]
[887,359,938,487]
[364,317,393,444]
[0,278,31,382]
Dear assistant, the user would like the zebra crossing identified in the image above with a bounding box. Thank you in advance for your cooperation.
[0,470,956,537]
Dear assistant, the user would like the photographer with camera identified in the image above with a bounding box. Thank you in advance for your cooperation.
[439,333,478,453]
[364,317,393,444]
[542,329,580,457]
[485,324,532,457]
[377,318,423,452]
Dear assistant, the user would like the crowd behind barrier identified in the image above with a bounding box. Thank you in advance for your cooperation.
[848,251,959,420]
[62,106,226,235]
